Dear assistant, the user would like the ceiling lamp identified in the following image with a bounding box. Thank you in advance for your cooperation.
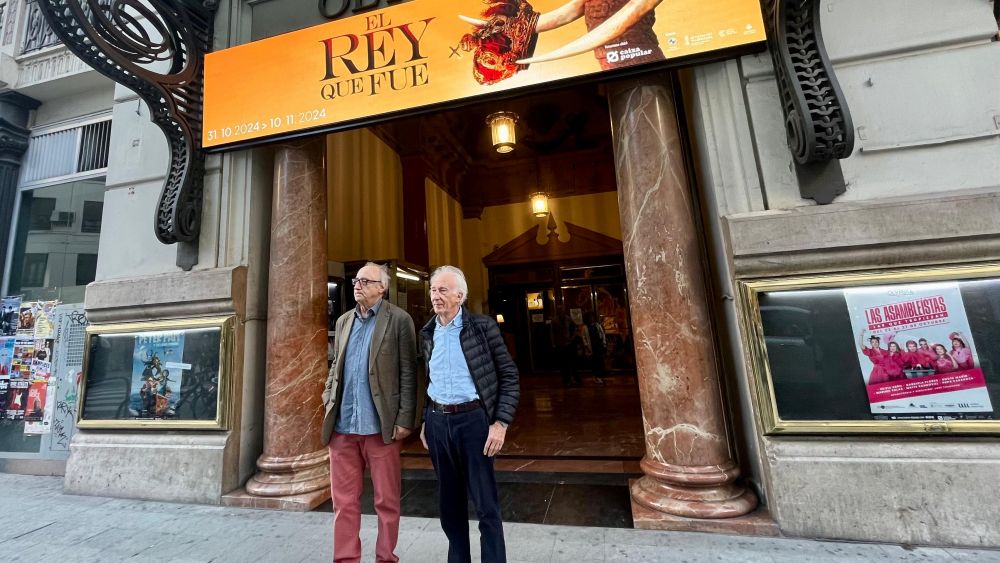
[486,111,518,153]
[530,192,549,218]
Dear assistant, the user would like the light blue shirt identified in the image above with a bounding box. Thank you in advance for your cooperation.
[335,300,382,435]
[427,310,479,405]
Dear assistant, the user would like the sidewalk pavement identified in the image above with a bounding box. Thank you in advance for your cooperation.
[2,474,998,563]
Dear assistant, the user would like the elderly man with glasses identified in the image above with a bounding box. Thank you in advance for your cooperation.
[321,261,418,563]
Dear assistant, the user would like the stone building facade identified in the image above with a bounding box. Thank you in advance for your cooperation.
[0,0,997,548]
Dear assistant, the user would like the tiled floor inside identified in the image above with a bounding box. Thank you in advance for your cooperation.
[401,374,645,458]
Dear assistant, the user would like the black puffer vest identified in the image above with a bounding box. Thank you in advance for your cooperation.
[420,308,520,425]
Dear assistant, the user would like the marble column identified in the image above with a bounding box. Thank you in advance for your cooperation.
[609,75,757,519]
[244,137,330,506]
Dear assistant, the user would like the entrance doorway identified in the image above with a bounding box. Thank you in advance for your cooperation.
[319,82,643,525]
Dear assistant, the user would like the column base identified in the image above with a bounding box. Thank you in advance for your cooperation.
[222,486,330,511]
[631,487,779,536]
[631,462,758,519]
[245,447,330,497]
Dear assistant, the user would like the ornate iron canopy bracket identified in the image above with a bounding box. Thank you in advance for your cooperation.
[36,0,218,270]
[766,0,855,204]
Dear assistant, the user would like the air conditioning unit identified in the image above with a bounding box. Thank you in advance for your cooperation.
[50,210,75,226]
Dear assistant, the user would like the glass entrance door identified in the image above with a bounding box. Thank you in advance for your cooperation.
[525,288,557,373]
[593,283,634,371]
[558,283,634,373]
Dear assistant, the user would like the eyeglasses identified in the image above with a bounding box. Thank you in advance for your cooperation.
[352,278,382,288]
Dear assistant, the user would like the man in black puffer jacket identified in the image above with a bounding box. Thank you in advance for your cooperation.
[419,265,519,563]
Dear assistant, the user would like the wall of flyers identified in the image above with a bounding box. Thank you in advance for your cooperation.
[0,297,60,434]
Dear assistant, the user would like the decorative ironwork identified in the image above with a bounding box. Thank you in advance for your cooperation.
[766,0,854,164]
[35,0,218,269]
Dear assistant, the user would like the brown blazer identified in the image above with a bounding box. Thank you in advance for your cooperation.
[321,300,418,445]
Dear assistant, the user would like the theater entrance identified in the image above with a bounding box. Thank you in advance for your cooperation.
[319,82,644,525]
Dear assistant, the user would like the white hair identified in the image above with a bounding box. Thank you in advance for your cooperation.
[362,261,390,295]
[430,265,468,305]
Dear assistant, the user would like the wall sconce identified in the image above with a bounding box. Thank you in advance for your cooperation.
[530,192,549,217]
[486,111,517,153]
[496,314,505,323]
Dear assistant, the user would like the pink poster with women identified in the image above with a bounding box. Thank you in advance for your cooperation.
[844,282,992,417]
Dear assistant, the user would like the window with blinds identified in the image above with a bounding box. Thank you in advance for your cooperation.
[19,119,111,187]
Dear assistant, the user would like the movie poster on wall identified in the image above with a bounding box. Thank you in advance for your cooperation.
[0,338,13,378]
[23,381,48,422]
[31,301,59,339]
[844,282,993,420]
[0,297,20,336]
[6,380,30,420]
[15,303,35,337]
[130,332,188,419]
[11,339,34,380]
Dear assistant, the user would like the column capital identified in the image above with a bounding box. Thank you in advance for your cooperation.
[0,118,31,164]
[0,90,40,165]
[0,91,42,113]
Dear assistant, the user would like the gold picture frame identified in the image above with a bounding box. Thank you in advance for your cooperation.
[737,262,1000,435]
[77,316,235,430]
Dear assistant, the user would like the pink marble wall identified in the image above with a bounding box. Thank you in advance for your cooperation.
[608,75,756,518]
[246,138,330,497]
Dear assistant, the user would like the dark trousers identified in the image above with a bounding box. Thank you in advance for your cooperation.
[590,351,607,379]
[558,344,580,386]
[425,406,506,563]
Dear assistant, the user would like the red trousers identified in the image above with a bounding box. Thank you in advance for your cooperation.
[328,432,402,563]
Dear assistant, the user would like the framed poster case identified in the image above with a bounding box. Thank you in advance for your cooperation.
[737,263,1000,435]
[77,317,234,430]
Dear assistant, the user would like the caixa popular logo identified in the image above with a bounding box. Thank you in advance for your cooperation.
[320,0,412,19]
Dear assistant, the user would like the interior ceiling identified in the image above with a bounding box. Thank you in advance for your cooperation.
[374,82,618,218]
[445,85,612,162]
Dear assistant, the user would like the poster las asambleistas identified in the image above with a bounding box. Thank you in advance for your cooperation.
[844,282,993,419]
[130,332,188,419]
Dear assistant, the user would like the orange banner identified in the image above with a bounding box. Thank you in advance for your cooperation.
[203,0,766,149]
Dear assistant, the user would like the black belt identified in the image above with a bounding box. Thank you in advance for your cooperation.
[429,399,481,414]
